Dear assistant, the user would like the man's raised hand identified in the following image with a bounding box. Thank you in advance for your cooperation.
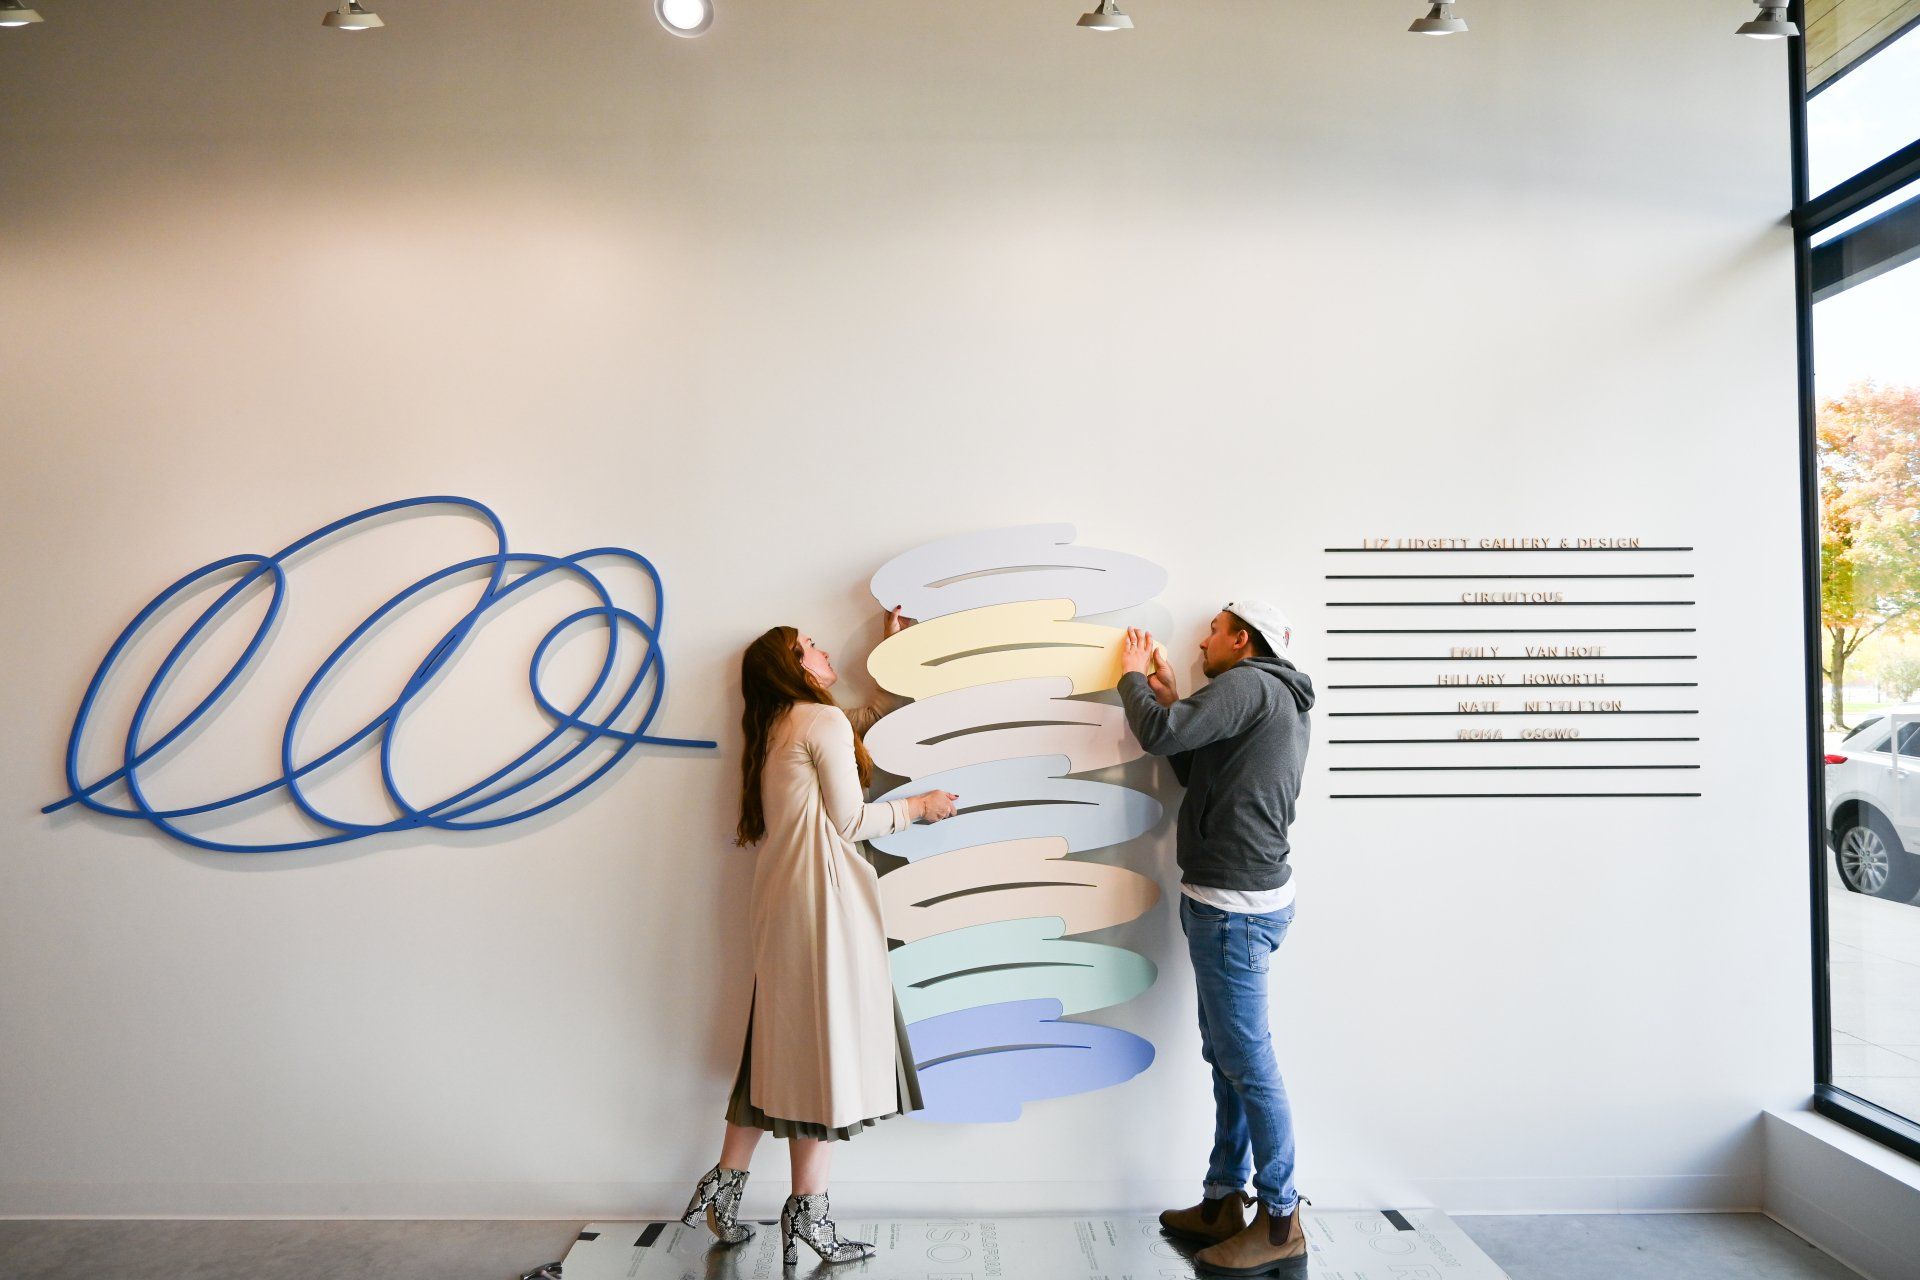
[1148,642,1180,707]
[1119,627,1156,677]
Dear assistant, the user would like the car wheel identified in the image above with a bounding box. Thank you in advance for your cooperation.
[1835,813,1920,901]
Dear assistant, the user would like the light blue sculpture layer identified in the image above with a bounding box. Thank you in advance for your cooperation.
[870,755,1162,861]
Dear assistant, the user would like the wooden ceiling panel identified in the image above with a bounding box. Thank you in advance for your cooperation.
[1808,0,1920,89]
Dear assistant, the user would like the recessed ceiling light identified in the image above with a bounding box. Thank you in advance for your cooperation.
[322,1,383,31]
[1736,3,1799,39]
[0,2,44,28]
[655,0,714,38]
[1409,2,1468,35]
[1078,0,1133,32]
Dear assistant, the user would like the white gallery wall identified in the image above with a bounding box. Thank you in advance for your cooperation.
[0,0,1807,1218]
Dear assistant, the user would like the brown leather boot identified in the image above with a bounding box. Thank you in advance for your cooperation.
[1192,1199,1307,1276]
[1157,1190,1251,1245]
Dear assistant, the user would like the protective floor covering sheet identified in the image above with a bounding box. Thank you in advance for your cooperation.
[557,1209,1509,1279]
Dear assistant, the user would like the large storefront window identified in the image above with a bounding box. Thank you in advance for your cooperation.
[1801,3,1920,1157]
[1807,20,1920,195]
[1815,243,1920,1125]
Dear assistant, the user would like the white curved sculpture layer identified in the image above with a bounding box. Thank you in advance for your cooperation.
[869,522,1167,621]
[862,677,1143,777]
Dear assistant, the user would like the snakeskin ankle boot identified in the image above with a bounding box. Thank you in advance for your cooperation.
[779,1190,875,1266]
[679,1164,755,1244]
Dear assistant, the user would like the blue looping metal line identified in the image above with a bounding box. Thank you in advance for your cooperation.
[43,496,716,852]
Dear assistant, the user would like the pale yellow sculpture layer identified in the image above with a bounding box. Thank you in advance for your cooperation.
[866,600,1125,699]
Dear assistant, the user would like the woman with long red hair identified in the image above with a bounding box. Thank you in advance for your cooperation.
[679,607,958,1267]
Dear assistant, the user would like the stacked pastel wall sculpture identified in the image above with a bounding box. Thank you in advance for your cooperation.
[863,525,1169,1123]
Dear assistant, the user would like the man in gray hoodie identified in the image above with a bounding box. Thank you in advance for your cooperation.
[1116,601,1314,1278]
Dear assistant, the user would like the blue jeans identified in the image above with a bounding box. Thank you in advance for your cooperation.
[1179,892,1298,1217]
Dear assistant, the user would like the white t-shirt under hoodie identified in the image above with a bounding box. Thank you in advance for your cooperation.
[1180,878,1295,915]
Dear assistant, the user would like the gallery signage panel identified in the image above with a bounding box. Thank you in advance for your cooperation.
[1323,535,1701,800]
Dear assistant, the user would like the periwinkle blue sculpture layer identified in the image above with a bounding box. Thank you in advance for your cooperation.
[43,495,715,852]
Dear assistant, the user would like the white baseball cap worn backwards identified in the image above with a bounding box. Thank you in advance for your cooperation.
[1223,598,1294,662]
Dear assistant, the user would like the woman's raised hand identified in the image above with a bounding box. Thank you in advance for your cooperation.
[887,610,949,826]
[910,791,960,823]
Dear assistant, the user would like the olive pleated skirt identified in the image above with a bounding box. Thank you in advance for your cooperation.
[725,987,925,1141]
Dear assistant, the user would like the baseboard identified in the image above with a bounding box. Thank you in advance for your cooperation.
[0,1171,1760,1220]
[1763,1109,1920,1280]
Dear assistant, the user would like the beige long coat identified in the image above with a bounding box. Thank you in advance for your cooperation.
[744,701,911,1129]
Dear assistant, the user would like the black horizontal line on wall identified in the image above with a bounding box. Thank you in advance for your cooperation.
[1329,736,1702,743]
[1329,628,1698,634]
[1331,710,1701,716]
[1325,573,1696,580]
[1330,792,1703,798]
[1326,601,1696,607]
[1330,683,1700,690]
[1323,547,1695,553]
[1331,764,1701,771]
[1327,655,1698,662]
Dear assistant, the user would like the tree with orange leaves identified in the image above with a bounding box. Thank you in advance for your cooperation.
[1820,381,1920,729]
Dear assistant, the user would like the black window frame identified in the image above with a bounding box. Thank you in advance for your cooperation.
[1792,0,1920,1162]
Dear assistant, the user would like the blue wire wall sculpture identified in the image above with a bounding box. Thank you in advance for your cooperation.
[43,496,715,853]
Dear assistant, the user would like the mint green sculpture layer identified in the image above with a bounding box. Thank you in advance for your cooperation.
[890,916,1157,1024]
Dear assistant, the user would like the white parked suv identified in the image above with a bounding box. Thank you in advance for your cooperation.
[1825,707,1920,903]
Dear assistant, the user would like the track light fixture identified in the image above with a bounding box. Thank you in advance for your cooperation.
[322,1,383,31]
[1409,2,1468,35]
[1078,0,1132,31]
[0,0,1817,49]
[654,0,714,38]
[1736,3,1799,39]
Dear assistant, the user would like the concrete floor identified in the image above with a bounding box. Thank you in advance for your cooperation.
[1459,1213,1862,1280]
[0,1212,1865,1280]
